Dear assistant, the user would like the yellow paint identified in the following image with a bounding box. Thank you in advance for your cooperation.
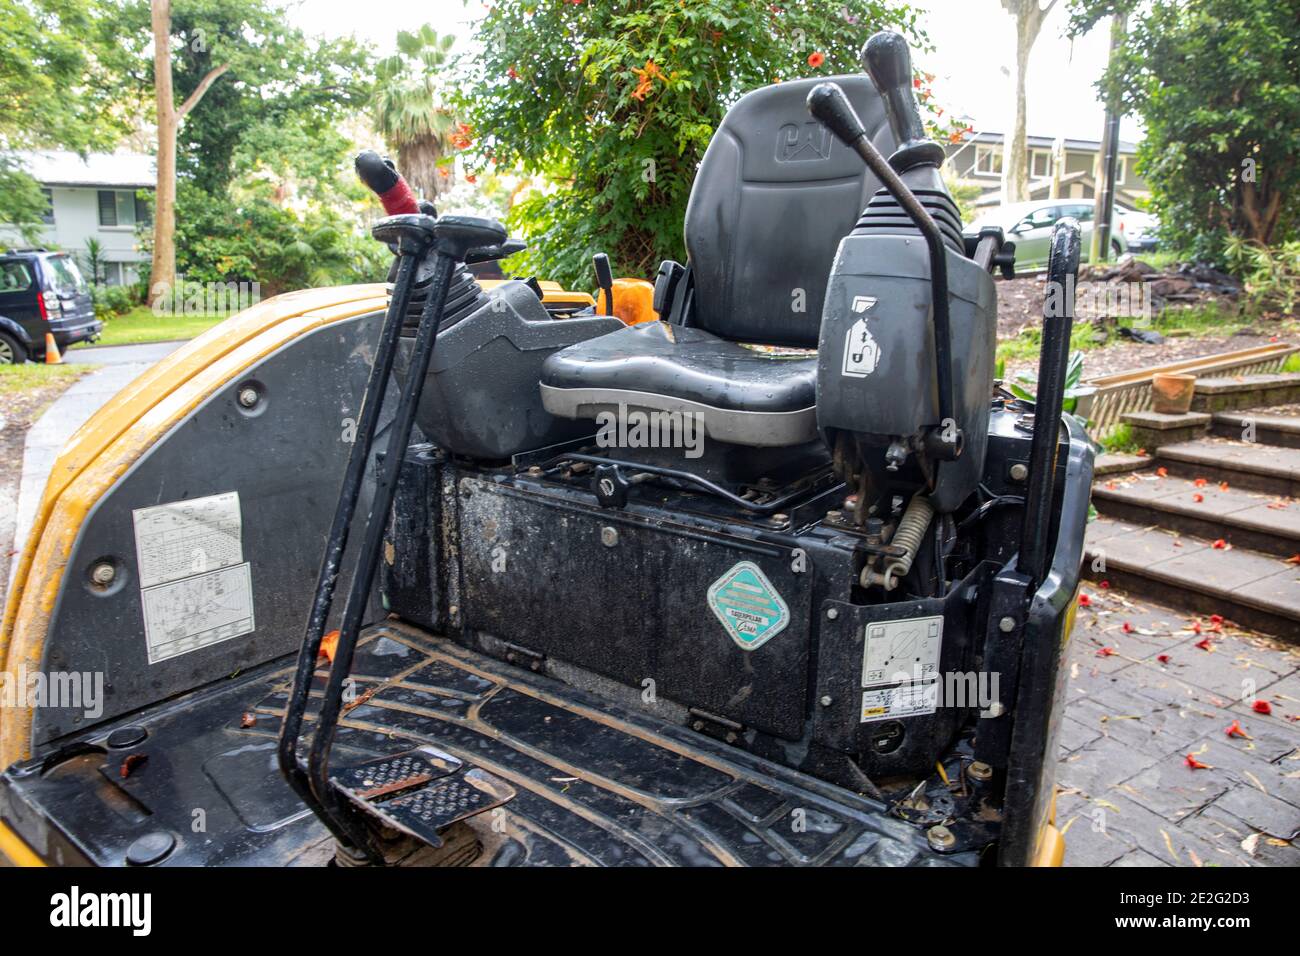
[1031,785,1066,867]
[0,820,44,867]
[0,287,387,767]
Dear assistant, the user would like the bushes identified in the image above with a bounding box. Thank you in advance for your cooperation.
[91,283,140,321]
[1223,238,1300,316]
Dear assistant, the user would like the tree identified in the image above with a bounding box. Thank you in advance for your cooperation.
[372,25,463,200]
[1071,0,1300,261]
[458,0,926,288]
[0,0,134,242]
[998,0,1058,203]
[149,0,229,305]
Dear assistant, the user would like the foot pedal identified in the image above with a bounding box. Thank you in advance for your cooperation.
[330,748,515,848]
[329,746,461,800]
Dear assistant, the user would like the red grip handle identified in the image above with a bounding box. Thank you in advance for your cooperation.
[355,150,419,216]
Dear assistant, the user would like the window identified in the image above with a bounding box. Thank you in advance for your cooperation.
[44,255,87,295]
[1115,156,1127,185]
[134,193,152,226]
[0,260,34,294]
[40,188,54,225]
[98,189,144,228]
[974,145,1003,177]
[1030,150,1051,178]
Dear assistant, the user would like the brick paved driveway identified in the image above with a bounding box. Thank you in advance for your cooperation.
[1059,585,1300,866]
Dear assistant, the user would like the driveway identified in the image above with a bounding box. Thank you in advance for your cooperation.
[8,341,185,581]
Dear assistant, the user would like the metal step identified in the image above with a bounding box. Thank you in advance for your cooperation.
[330,747,515,847]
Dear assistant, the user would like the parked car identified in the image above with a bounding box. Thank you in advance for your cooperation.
[0,248,101,363]
[965,200,1128,272]
[1116,209,1159,252]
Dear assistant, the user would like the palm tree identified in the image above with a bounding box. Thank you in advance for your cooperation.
[371,26,462,200]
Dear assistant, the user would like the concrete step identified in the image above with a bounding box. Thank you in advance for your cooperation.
[1155,438,1300,497]
[1211,410,1300,449]
[1084,516,1300,640]
[1191,372,1300,413]
[1093,470,1300,555]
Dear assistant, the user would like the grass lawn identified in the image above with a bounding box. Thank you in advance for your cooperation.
[0,362,89,395]
[72,305,229,348]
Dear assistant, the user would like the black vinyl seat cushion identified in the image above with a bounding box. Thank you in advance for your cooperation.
[539,322,818,448]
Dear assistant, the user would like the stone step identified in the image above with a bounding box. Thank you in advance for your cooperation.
[1092,470,1300,555]
[1191,372,1300,413]
[1083,517,1300,640]
[1211,410,1300,449]
[1155,438,1300,497]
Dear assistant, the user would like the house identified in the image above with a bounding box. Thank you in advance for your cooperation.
[0,150,155,286]
[943,131,1150,209]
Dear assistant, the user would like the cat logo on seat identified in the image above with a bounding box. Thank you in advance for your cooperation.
[776,122,832,162]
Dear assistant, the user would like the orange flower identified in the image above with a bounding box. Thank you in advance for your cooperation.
[807,51,825,68]
[1225,720,1251,739]
[1184,753,1212,770]
[630,59,664,101]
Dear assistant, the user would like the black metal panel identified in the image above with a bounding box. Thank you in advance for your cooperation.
[33,312,390,745]
[456,477,814,740]
[811,564,990,777]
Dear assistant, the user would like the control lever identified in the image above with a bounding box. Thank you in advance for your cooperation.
[593,253,614,316]
[860,32,946,172]
[355,150,420,215]
[807,80,960,459]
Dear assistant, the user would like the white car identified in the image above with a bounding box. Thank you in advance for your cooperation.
[965,200,1129,271]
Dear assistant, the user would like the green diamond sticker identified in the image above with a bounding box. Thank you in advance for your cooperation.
[707,560,790,651]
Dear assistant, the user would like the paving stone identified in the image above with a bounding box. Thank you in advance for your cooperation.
[1091,524,1210,569]
[1094,452,1153,476]
[1067,684,1223,756]
[1059,715,1103,755]
[1189,735,1300,808]
[1207,786,1300,839]
[1111,848,1172,866]
[1131,633,1290,701]
[1147,545,1289,594]
[1226,672,1300,728]
[1232,565,1300,620]
[1056,734,1164,798]
[1056,792,1133,867]
[1066,791,1229,867]
[1182,805,1300,867]
[1112,748,1234,822]
[1160,438,1300,481]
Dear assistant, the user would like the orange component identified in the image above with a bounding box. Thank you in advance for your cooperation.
[319,629,340,664]
[597,278,657,326]
[43,333,62,364]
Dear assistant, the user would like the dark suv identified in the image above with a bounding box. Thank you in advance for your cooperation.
[0,249,101,363]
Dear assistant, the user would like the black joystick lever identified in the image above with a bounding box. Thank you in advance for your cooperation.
[592,253,614,315]
[807,77,959,460]
[861,31,945,172]
[281,213,507,862]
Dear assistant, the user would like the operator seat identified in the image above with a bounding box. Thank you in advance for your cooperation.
[540,74,893,447]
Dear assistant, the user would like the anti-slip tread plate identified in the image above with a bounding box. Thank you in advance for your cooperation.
[2,624,977,867]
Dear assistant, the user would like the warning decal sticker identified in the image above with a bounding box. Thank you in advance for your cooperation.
[132,492,255,664]
[706,560,790,651]
[859,615,943,723]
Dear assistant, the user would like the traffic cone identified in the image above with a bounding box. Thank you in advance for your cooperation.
[44,332,62,364]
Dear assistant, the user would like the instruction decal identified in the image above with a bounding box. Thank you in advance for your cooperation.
[132,492,255,663]
[707,561,790,651]
[859,615,943,723]
[841,295,880,378]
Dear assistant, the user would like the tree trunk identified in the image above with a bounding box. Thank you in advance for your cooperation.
[149,0,176,307]
[1000,0,1056,204]
[148,0,228,308]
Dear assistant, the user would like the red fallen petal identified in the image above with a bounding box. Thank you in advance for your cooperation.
[1078,593,1092,606]
[1209,614,1224,625]
[1193,478,1208,488]
[1106,481,1119,490]
[1157,654,1171,664]
[1219,481,1230,491]
[1212,538,1228,549]
[1097,646,1116,657]
[1156,466,1169,478]
[1287,554,1300,565]
[1195,637,1213,650]
[1137,448,1147,456]
[240,712,257,729]
[1122,621,1134,633]
[1191,620,1203,634]
[1192,493,1204,503]
[1225,720,1251,739]
[120,753,148,780]
[1185,753,1212,770]
[1252,700,1273,715]
[319,629,340,664]
[1099,580,1111,589]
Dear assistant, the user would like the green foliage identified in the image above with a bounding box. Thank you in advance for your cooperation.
[1075,0,1300,263]
[1008,350,1095,431]
[164,181,389,297]
[458,0,926,287]
[1222,237,1300,315]
[0,0,133,235]
[91,283,140,320]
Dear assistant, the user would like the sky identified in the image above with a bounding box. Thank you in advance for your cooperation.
[286,0,1141,145]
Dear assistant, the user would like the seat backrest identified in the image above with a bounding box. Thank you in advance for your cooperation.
[683,74,893,348]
